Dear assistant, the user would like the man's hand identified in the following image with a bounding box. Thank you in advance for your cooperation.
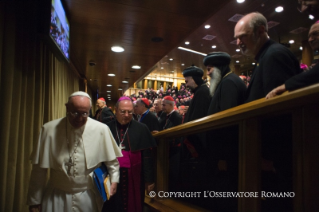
[266,84,286,99]
[29,204,41,212]
[145,182,155,195]
[110,182,118,197]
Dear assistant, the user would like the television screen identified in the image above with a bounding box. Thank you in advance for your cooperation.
[50,0,70,60]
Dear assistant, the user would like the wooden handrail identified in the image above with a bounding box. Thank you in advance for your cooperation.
[147,83,319,212]
[153,83,319,139]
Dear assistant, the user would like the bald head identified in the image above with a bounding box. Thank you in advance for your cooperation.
[234,12,269,57]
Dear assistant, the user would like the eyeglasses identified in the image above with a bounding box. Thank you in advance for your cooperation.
[119,110,133,115]
[69,111,89,117]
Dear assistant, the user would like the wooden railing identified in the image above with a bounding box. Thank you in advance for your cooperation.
[145,83,319,212]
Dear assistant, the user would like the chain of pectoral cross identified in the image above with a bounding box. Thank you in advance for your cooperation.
[65,120,81,175]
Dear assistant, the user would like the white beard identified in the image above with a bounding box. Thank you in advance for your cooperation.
[209,67,222,96]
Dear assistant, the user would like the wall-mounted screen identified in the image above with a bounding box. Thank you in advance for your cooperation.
[50,0,70,60]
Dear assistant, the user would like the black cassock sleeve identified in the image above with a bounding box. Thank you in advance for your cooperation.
[285,64,319,91]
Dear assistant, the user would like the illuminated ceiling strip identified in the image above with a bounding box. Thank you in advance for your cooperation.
[178,47,207,56]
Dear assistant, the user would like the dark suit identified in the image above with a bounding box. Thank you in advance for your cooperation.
[246,39,301,103]
[285,62,319,91]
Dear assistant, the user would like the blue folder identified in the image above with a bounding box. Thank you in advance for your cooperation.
[93,163,109,202]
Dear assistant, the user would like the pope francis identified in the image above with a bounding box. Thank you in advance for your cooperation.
[27,91,122,212]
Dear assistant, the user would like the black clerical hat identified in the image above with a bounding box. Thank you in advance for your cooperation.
[203,52,231,66]
[182,66,203,77]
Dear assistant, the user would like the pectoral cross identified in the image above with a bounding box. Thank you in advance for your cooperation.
[65,157,74,175]
[120,144,125,150]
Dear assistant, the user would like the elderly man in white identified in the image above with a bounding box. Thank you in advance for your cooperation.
[27,91,122,212]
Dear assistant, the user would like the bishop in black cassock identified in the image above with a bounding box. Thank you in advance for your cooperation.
[103,97,156,212]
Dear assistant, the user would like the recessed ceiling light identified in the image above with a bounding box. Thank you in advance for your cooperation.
[236,60,240,63]
[132,65,141,69]
[171,71,174,73]
[299,46,303,50]
[205,25,210,29]
[181,63,185,66]
[118,88,123,90]
[106,84,112,87]
[169,58,173,61]
[111,46,124,52]
[108,73,115,77]
[161,67,164,69]
[309,14,315,20]
[107,91,111,93]
[252,62,256,65]
[289,40,295,44]
[185,41,190,45]
[275,6,284,13]
[122,81,128,83]
[236,49,240,52]
[107,94,111,96]
[237,0,245,3]
[212,45,216,48]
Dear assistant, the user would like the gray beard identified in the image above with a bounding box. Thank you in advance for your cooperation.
[209,68,222,96]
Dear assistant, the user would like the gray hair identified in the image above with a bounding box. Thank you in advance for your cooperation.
[248,12,268,33]
[163,99,175,106]
[68,91,92,106]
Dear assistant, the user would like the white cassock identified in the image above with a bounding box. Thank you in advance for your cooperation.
[27,117,122,212]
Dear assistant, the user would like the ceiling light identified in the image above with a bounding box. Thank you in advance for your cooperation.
[236,60,239,63]
[212,45,216,48]
[106,84,112,87]
[118,88,123,90]
[185,41,190,45]
[132,65,141,69]
[107,91,111,93]
[289,40,295,44]
[252,62,256,65]
[111,46,124,52]
[299,46,303,50]
[181,63,185,66]
[107,94,111,96]
[178,47,207,56]
[236,49,240,52]
[161,67,164,69]
[237,0,245,3]
[122,81,128,83]
[108,73,115,77]
[309,14,315,20]
[169,58,173,61]
[205,25,211,29]
[275,6,284,13]
[171,71,174,73]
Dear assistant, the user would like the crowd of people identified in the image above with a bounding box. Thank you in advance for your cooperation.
[27,2,319,211]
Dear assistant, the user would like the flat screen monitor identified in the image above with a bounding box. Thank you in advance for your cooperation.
[50,0,70,60]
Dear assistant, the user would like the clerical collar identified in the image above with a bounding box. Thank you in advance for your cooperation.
[116,120,130,130]
[166,110,175,117]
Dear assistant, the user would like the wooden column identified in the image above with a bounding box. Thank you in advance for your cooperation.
[302,40,313,66]
[134,83,137,89]
[238,118,261,212]
[163,82,167,91]
[154,80,157,90]
[143,79,148,89]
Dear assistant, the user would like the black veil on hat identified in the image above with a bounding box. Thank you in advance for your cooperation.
[182,66,204,85]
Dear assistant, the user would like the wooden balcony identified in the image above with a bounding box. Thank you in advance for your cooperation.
[145,83,319,211]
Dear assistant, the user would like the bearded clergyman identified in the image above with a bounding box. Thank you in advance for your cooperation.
[203,52,246,212]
